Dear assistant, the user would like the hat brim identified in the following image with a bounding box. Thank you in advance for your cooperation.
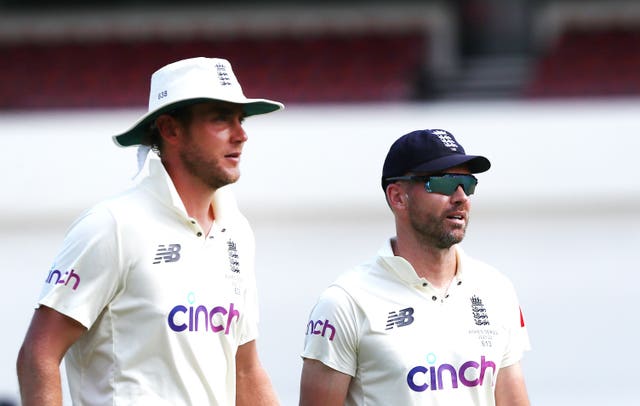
[112,97,283,147]
[411,154,491,174]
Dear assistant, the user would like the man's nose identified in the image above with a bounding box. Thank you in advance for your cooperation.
[232,117,248,142]
[451,185,469,202]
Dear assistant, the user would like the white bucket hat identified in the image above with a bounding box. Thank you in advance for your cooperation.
[112,57,284,147]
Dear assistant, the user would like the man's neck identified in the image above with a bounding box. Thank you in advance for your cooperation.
[163,161,216,234]
[392,236,458,290]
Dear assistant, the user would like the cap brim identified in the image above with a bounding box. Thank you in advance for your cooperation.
[411,154,491,174]
[112,97,284,147]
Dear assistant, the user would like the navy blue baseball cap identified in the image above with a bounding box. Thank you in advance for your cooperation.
[381,129,491,191]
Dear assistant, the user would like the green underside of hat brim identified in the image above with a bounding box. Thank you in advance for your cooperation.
[112,98,283,147]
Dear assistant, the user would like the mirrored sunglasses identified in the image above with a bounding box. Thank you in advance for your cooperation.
[386,174,478,195]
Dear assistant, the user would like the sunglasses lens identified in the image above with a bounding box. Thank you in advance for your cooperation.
[463,177,476,195]
[426,175,477,195]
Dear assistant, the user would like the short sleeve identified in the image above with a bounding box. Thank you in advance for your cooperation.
[500,279,531,368]
[301,285,361,377]
[38,206,124,328]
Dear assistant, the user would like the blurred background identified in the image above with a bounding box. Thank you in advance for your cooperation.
[1,0,639,405]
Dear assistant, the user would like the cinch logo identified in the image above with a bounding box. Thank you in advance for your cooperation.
[407,353,496,392]
[306,319,336,341]
[45,268,81,290]
[167,293,239,334]
[153,244,181,264]
[386,307,415,330]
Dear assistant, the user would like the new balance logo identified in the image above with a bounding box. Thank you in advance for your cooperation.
[386,307,415,330]
[153,244,182,264]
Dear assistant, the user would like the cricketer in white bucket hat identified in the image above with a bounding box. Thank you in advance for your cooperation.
[112,57,284,147]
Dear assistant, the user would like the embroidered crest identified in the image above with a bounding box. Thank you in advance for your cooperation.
[227,239,240,273]
[432,129,459,151]
[216,63,232,86]
[470,295,490,326]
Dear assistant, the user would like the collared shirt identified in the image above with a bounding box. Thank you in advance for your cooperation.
[39,158,258,405]
[302,239,530,406]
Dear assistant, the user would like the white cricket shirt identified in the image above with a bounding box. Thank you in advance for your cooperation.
[302,239,530,406]
[38,158,259,405]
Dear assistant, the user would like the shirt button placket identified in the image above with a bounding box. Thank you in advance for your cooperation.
[188,218,203,238]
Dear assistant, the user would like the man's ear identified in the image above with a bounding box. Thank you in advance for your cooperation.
[155,115,181,146]
[386,183,409,211]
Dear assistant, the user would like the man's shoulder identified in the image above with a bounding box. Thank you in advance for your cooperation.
[322,259,394,307]
[459,250,517,292]
[333,258,382,285]
[67,184,151,231]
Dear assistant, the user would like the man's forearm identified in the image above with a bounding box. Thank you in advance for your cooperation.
[236,365,280,406]
[17,349,64,406]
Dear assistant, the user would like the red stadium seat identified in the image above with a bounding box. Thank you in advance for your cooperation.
[0,30,429,109]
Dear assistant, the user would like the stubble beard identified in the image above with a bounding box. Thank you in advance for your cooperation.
[409,210,468,250]
[180,146,240,191]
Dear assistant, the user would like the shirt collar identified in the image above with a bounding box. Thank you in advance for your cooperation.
[376,238,466,287]
[140,157,239,225]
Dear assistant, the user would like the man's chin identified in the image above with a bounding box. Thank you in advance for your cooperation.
[205,173,239,190]
[439,232,465,249]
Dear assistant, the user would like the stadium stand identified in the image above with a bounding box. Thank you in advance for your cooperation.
[2,1,640,109]
[524,26,640,97]
[524,0,640,98]
[0,0,451,110]
[0,31,429,109]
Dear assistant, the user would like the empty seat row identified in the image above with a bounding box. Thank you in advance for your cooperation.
[0,31,428,109]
